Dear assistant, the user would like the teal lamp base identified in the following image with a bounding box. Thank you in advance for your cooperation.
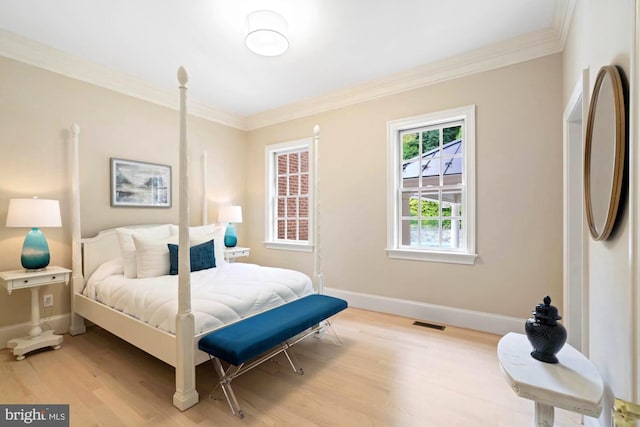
[224,223,237,248]
[20,228,51,271]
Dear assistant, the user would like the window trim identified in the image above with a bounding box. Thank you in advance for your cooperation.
[264,138,313,252]
[386,105,477,264]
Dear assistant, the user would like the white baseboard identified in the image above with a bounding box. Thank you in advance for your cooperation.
[324,287,525,336]
[0,313,70,350]
[0,292,524,349]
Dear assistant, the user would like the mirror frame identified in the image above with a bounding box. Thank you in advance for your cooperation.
[584,65,626,241]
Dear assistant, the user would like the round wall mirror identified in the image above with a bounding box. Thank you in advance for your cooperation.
[584,65,626,241]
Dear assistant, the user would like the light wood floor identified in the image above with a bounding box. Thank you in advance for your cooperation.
[0,308,584,426]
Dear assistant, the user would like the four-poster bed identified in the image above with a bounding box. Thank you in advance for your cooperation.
[68,67,326,411]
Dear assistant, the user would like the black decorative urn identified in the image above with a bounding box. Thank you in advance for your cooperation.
[524,296,567,363]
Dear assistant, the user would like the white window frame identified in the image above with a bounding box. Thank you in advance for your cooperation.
[386,105,477,265]
[264,138,313,252]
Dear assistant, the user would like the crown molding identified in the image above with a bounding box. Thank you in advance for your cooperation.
[553,0,576,49]
[1,3,572,133]
[0,29,247,130]
[245,28,563,130]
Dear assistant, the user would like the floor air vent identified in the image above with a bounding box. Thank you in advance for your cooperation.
[412,321,446,331]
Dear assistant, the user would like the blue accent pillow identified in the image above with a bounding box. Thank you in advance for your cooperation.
[168,239,216,275]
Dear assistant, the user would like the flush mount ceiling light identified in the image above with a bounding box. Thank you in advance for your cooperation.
[245,10,289,57]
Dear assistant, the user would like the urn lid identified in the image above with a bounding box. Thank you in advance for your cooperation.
[532,296,561,324]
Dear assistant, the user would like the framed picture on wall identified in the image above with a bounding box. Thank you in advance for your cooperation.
[110,158,171,208]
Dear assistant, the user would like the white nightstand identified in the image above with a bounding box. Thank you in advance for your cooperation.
[224,247,250,262]
[0,266,71,360]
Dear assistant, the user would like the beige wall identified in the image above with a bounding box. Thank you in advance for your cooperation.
[0,51,564,329]
[563,0,636,421]
[246,54,563,319]
[0,56,247,327]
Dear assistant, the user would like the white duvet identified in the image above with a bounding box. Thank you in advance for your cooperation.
[83,261,314,335]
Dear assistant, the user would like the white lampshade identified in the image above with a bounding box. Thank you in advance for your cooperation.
[6,198,62,228]
[245,10,289,57]
[218,205,243,224]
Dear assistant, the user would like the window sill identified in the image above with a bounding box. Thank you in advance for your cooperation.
[264,241,313,252]
[386,248,477,265]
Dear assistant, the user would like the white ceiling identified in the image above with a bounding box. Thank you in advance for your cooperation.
[0,0,569,128]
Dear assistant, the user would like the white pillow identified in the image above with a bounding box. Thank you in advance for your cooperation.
[212,225,226,266]
[116,225,172,278]
[89,257,124,283]
[132,234,177,278]
[170,224,226,266]
[168,223,216,238]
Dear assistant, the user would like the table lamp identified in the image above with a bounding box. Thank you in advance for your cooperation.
[6,198,62,271]
[218,205,243,247]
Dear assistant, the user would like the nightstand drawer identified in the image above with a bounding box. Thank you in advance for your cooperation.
[9,273,63,289]
[228,249,249,258]
[224,247,250,262]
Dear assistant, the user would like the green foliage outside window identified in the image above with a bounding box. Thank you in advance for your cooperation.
[408,197,452,227]
[402,126,461,160]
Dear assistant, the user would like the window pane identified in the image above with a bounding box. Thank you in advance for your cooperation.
[299,197,309,217]
[402,132,420,160]
[421,220,440,247]
[287,197,297,217]
[421,156,441,187]
[443,125,461,144]
[289,175,299,194]
[289,153,299,173]
[401,191,419,219]
[420,191,440,219]
[300,173,309,195]
[402,173,419,189]
[300,150,309,172]
[442,157,462,185]
[277,176,287,196]
[277,198,285,217]
[442,218,463,249]
[299,220,309,240]
[422,129,440,154]
[277,220,286,239]
[277,154,287,175]
[442,190,462,215]
[401,219,417,246]
[287,220,297,240]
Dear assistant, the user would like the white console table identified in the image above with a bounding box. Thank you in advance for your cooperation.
[497,332,603,426]
[0,266,71,360]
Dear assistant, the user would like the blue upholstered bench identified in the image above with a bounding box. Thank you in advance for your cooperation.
[198,294,348,417]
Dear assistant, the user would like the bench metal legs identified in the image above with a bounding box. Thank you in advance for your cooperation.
[211,358,245,418]
[207,322,342,418]
[317,320,343,346]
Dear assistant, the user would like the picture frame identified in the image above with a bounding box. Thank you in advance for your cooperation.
[110,158,171,208]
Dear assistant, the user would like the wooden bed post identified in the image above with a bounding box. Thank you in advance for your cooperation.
[202,151,208,225]
[312,125,324,295]
[173,66,199,411]
[69,123,86,336]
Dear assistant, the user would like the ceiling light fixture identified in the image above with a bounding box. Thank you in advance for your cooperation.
[245,10,289,57]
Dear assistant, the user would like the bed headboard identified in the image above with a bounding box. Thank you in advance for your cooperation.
[80,224,165,284]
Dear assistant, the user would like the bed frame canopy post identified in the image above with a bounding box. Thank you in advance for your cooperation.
[173,66,199,411]
[202,151,208,225]
[312,125,324,295]
[69,123,86,335]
